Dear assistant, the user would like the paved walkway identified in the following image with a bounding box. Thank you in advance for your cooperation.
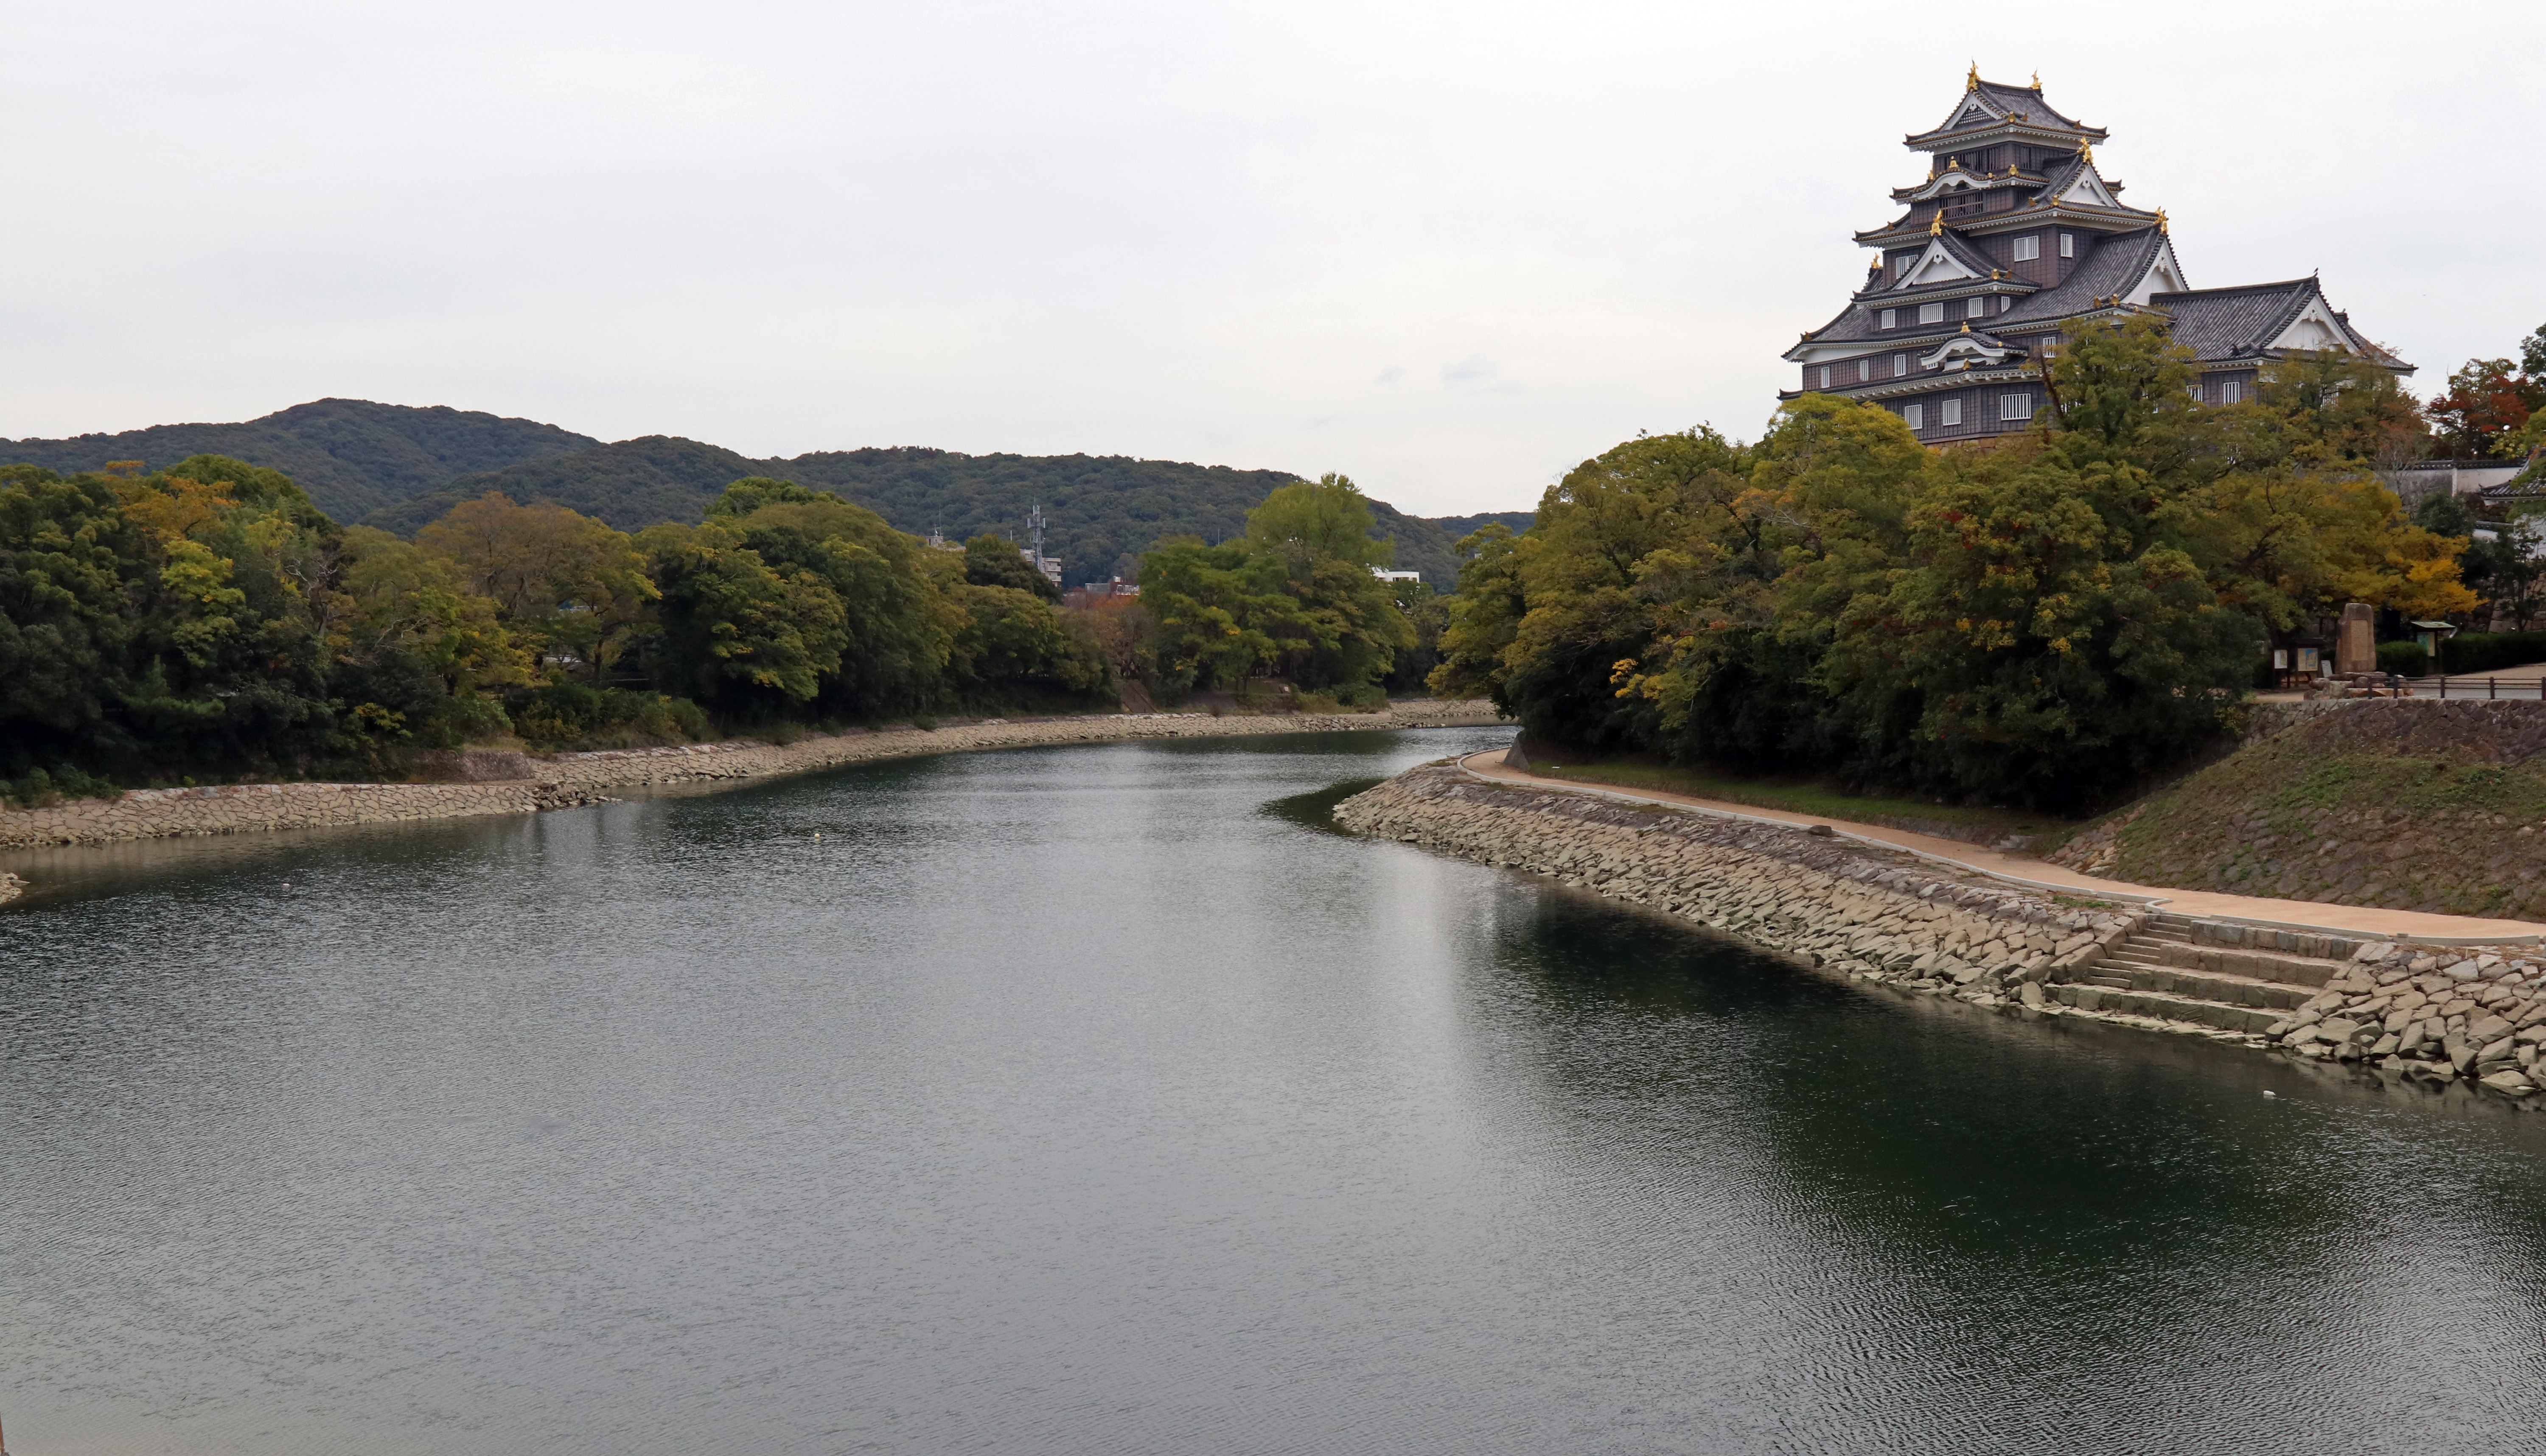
[1454,751,2542,946]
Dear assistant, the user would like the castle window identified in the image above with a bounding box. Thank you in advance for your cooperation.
[1893,353,1907,376]
[1966,297,1986,319]
[2000,391,2032,421]
[2012,235,2040,262]
[1903,403,1925,431]
[2188,383,2204,402]
[2059,232,2075,259]
[1999,296,2011,313]
[1897,257,1915,280]
[1918,302,1944,325]
[1857,358,1870,383]
[1880,309,1896,329]
[1941,398,1963,426]
[2221,379,2243,405]
[1817,365,1831,389]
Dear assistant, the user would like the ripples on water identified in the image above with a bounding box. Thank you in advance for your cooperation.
[4,728,2545,1455]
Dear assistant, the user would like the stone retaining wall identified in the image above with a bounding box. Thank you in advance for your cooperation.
[0,702,1502,852]
[1337,761,2546,1100]
[1334,764,2141,1011]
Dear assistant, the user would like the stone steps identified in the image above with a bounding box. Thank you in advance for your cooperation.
[2045,916,2357,1039]
[2048,981,2288,1034]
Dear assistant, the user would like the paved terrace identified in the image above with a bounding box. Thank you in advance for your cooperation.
[1454,751,2542,946]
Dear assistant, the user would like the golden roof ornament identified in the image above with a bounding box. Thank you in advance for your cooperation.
[1960,320,1973,333]
[1929,212,1945,236]
[1966,62,1981,91]
[2080,142,2095,164]
[2031,70,2041,89]
[2154,207,2169,233]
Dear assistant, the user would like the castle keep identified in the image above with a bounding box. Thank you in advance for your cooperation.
[1783,71,2409,438]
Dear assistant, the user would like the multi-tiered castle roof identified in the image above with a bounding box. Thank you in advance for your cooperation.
[1782,70,2409,439]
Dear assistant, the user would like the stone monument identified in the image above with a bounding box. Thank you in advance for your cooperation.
[2336,602,2376,675]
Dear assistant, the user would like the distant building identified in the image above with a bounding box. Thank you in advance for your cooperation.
[2383,460,2527,507]
[1065,578,1140,609]
[1782,70,2410,440]
[1372,568,1422,584]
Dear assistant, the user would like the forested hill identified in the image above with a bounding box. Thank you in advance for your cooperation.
[6,398,1519,590]
[776,449,1299,584]
[365,435,769,540]
[373,439,1493,589]
[0,399,599,522]
[1429,510,1536,541]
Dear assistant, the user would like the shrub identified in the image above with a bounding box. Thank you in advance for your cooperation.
[2376,641,2430,677]
[2437,631,2546,675]
[508,684,709,751]
[1,764,120,810]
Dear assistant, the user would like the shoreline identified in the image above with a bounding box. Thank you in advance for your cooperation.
[1458,750,2543,946]
[0,701,1504,857]
[1335,760,2546,1104]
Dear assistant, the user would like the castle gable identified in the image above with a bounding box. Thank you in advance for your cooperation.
[1784,76,2409,434]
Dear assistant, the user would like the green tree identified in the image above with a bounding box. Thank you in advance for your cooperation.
[1446,318,2476,812]
[415,493,658,683]
[945,582,1111,703]
[636,521,849,713]
[962,534,1063,601]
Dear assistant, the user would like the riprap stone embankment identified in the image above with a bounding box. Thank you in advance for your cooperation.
[0,702,1501,851]
[1337,763,2546,1099]
[1335,763,2139,1012]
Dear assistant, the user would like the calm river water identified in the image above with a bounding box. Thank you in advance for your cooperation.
[6,728,2546,1455]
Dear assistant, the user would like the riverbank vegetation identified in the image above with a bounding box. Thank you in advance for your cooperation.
[0,457,1422,799]
[1433,319,2478,813]
[1524,757,2075,844]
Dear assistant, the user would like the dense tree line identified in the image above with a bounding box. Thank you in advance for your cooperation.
[0,461,1112,796]
[369,437,1484,590]
[0,458,1429,801]
[1134,474,1420,709]
[1431,320,2477,812]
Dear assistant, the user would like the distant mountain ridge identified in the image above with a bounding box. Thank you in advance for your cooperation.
[5,399,1532,590]
[0,399,600,522]
[1427,511,1537,542]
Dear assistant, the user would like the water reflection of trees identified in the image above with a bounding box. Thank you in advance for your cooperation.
[1463,887,2546,1447]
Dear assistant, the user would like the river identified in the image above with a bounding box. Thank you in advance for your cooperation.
[4,728,2545,1454]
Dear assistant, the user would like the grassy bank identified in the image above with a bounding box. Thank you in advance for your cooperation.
[2083,741,2546,918]
[1525,758,2079,846]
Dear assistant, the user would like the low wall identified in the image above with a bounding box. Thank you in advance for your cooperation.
[1334,763,2139,1008]
[0,702,1503,852]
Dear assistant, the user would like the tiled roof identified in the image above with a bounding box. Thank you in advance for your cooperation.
[1801,229,2162,350]
[2145,280,2318,360]
[1845,229,2012,302]
[1996,229,2164,325]
[1910,81,2097,143]
[1937,229,2001,277]
[1980,82,2080,129]
[2146,278,2411,370]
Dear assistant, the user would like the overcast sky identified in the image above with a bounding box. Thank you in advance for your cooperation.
[4,1,2540,515]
